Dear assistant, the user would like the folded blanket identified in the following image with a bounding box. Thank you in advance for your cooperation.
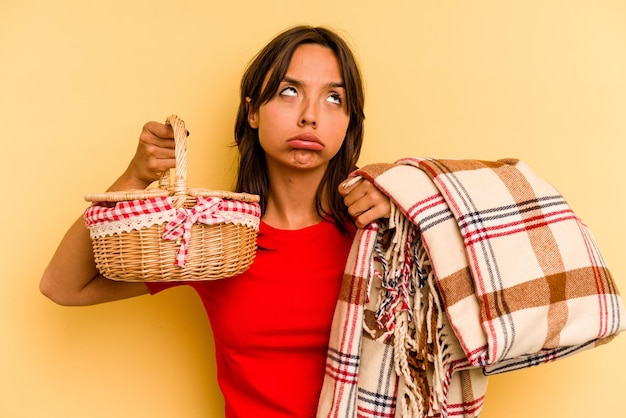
[317,158,624,418]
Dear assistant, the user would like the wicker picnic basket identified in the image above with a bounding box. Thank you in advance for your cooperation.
[83,114,261,282]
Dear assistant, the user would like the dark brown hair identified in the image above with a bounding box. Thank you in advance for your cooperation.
[234,25,365,234]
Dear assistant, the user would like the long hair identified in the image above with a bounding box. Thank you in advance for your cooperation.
[234,25,365,234]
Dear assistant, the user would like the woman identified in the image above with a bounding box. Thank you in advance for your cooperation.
[40,25,390,417]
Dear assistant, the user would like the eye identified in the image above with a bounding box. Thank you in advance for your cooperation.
[327,92,343,105]
[280,86,298,97]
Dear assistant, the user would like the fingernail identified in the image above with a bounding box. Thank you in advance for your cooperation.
[343,175,363,188]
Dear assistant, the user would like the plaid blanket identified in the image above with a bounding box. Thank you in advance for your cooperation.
[317,158,624,417]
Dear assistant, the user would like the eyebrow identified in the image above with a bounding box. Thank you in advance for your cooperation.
[282,76,345,89]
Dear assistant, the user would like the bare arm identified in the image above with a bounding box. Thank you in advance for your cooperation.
[40,121,177,306]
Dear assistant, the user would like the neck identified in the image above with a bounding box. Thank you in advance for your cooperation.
[263,167,328,230]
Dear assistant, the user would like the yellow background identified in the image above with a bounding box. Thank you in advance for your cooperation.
[2,0,625,417]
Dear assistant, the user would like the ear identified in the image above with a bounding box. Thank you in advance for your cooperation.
[246,97,259,129]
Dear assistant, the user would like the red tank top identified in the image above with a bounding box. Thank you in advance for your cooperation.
[147,217,355,417]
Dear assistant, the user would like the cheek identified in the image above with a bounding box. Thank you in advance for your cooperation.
[257,106,290,137]
[254,113,275,146]
[327,115,350,146]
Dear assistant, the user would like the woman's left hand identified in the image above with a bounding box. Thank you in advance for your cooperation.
[339,176,391,229]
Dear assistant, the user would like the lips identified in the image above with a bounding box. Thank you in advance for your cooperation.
[287,133,324,151]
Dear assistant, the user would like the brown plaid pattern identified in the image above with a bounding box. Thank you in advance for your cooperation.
[317,158,623,417]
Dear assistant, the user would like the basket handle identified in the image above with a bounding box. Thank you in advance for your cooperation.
[160,115,189,200]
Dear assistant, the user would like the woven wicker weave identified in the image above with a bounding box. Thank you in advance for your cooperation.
[84,115,260,282]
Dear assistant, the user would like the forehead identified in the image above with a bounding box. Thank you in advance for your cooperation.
[284,44,343,82]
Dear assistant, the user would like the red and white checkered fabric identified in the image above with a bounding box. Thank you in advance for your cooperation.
[84,197,175,226]
[85,196,261,267]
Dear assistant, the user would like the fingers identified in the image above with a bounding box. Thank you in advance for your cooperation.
[143,121,189,143]
[140,121,175,149]
[339,177,391,229]
[144,121,174,138]
[339,177,366,210]
[129,122,177,185]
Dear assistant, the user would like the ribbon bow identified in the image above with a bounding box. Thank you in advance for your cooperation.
[162,197,223,267]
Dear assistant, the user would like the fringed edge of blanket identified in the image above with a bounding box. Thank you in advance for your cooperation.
[367,203,453,417]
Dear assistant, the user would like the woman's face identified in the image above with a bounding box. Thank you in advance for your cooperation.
[247,43,350,175]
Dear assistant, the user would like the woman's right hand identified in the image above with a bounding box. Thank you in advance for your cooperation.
[121,121,177,190]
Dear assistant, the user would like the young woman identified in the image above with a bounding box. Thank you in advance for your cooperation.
[40,25,390,417]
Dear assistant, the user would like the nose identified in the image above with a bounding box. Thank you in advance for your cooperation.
[298,98,318,128]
